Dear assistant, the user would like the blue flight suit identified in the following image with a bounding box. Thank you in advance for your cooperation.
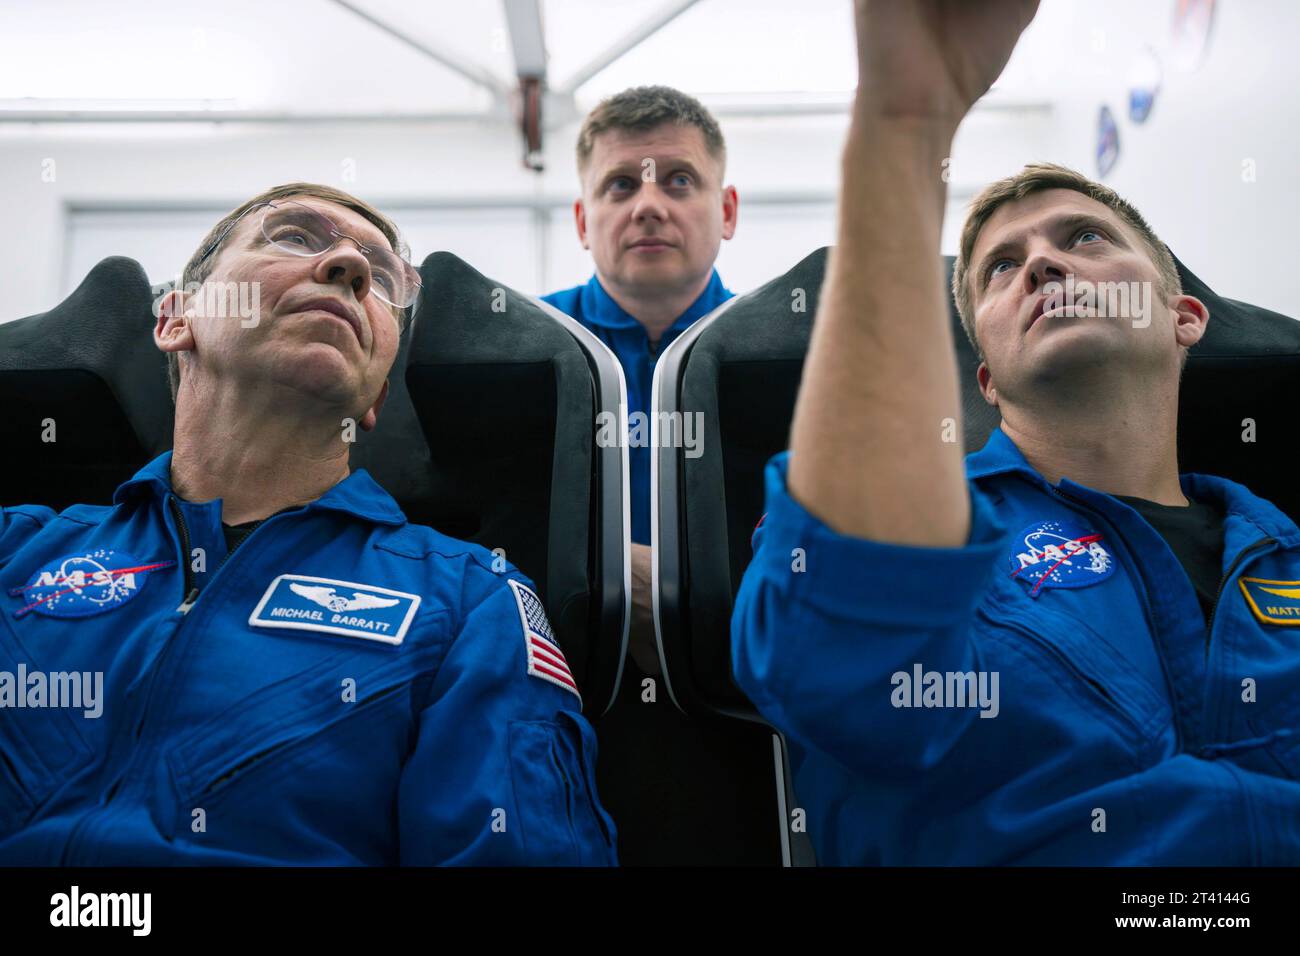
[543,271,733,545]
[0,452,618,865]
[732,428,1300,864]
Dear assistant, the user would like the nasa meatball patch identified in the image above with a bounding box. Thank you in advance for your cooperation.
[9,550,174,619]
[1007,519,1116,598]
[249,574,421,646]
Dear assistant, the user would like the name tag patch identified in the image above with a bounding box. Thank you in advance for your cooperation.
[1238,577,1300,626]
[249,574,420,645]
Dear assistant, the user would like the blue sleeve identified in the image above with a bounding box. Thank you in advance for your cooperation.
[397,573,618,866]
[731,453,1009,778]
[0,506,56,568]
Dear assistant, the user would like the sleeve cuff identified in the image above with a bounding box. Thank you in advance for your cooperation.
[752,452,1011,627]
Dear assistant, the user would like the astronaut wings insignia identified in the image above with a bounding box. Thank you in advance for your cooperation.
[289,582,400,612]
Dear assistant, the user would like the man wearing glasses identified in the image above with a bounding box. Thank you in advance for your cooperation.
[0,183,618,865]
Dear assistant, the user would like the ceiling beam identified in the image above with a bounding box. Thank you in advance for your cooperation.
[558,0,701,95]
[327,0,509,97]
[502,0,547,78]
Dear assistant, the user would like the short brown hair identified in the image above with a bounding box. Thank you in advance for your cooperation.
[951,163,1181,357]
[575,85,725,176]
[167,182,410,402]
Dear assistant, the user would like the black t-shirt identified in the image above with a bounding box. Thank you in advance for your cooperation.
[220,518,263,554]
[1113,493,1227,626]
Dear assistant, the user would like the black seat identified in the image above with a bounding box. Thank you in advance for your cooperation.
[0,256,173,510]
[653,249,824,720]
[653,245,1300,864]
[651,248,825,865]
[404,252,629,716]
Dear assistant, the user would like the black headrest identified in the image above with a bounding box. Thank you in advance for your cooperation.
[0,256,173,509]
[1167,254,1300,520]
[684,246,824,576]
[671,248,824,711]
[347,307,436,525]
[404,251,617,705]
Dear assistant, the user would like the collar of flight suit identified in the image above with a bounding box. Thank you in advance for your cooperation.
[965,425,1300,549]
[112,451,408,528]
[577,268,732,335]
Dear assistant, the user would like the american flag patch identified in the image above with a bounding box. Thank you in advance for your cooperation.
[507,579,580,701]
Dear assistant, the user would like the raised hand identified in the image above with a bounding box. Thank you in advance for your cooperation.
[853,0,1040,125]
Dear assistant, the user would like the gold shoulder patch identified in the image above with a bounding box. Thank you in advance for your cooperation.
[1238,577,1300,626]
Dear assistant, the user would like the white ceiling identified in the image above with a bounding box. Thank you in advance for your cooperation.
[0,0,1151,119]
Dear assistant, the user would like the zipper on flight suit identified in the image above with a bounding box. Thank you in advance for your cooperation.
[132,500,271,745]
[169,496,198,612]
[1055,486,1272,657]
[1052,484,1280,752]
[1047,485,1176,750]
[169,498,263,614]
[145,496,269,736]
[60,498,288,862]
[131,504,276,752]
[194,683,407,800]
[1203,537,1273,658]
[977,606,1144,739]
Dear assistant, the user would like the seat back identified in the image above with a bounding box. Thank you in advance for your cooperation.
[0,257,173,510]
[653,248,825,716]
[405,252,629,715]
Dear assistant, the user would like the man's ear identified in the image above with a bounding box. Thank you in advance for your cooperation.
[976,361,998,407]
[153,288,195,356]
[574,198,589,250]
[1171,294,1209,350]
[359,379,390,433]
[720,185,738,241]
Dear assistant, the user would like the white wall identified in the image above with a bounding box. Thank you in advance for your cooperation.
[1,0,1296,321]
[1018,0,1300,313]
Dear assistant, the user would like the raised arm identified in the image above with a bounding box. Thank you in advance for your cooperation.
[787,0,1038,547]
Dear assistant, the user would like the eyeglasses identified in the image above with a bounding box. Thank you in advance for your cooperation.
[195,199,422,309]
